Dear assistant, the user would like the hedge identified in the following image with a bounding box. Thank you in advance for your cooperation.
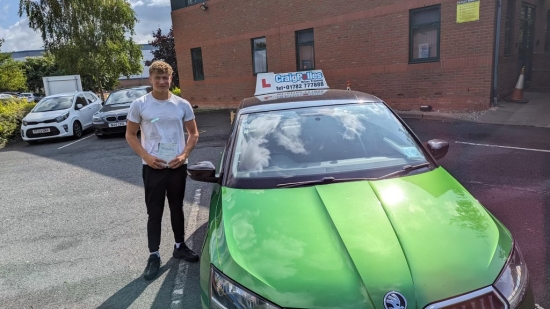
[0,99,36,147]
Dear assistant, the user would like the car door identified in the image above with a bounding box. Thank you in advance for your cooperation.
[84,92,102,114]
[75,94,94,128]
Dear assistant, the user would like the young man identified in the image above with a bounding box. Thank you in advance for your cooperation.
[126,61,199,280]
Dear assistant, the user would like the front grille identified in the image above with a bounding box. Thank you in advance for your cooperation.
[27,118,56,125]
[117,115,127,121]
[106,116,117,121]
[441,293,505,309]
[426,288,506,309]
[26,126,60,138]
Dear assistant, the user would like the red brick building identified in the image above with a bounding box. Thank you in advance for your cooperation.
[170,0,549,111]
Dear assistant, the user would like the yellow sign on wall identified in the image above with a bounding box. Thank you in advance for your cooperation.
[457,0,480,23]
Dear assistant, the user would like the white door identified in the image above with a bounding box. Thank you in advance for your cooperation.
[75,94,94,128]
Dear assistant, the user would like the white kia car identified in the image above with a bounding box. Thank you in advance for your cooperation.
[21,91,102,144]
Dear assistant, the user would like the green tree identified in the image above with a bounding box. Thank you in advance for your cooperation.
[19,0,143,99]
[23,53,64,93]
[146,27,179,88]
[0,39,27,92]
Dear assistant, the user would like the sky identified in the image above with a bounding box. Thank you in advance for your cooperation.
[0,0,172,52]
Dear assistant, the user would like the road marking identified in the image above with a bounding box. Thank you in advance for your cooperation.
[455,141,550,153]
[171,188,202,309]
[535,304,544,309]
[57,134,93,149]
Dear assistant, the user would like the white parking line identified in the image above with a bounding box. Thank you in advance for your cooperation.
[455,141,550,153]
[171,188,202,309]
[535,304,545,309]
[57,134,94,149]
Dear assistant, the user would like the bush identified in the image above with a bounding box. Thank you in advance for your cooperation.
[0,99,36,147]
[171,87,181,97]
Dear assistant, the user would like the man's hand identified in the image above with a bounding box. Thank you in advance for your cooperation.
[144,154,167,169]
[168,154,187,169]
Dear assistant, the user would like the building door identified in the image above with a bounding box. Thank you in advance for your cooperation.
[518,3,536,82]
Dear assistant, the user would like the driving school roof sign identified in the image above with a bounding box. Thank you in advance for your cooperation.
[254,70,329,96]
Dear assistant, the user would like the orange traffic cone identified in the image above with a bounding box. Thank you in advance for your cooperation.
[505,67,529,103]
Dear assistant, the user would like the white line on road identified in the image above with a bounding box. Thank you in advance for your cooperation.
[535,304,545,309]
[455,141,550,153]
[57,134,94,149]
[171,188,202,309]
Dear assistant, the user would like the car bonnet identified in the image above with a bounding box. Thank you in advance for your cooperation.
[214,167,513,309]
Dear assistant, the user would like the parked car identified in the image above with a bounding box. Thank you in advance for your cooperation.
[20,91,102,144]
[92,86,151,138]
[18,92,37,102]
[187,70,534,309]
[0,93,16,100]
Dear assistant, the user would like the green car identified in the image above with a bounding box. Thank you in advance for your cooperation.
[188,73,534,309]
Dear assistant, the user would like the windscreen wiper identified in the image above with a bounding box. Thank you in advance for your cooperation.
[375,162,432,180]
[277,176,376,188]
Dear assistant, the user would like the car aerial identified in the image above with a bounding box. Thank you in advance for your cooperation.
[92,86,151,138]
[187,70,534,309]
[21,91,102,144]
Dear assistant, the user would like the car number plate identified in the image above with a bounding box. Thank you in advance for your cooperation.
[108,122,127,128]
[32,128,50,134]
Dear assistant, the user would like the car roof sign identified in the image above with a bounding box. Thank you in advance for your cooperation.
[254,70,329,96]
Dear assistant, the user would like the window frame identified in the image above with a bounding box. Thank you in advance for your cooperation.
[409,5,441,64]
[251,37,268,75]
[295,28,315,71]
[191,47,205,81]
[545,9,550,53]
[504,0,516,55]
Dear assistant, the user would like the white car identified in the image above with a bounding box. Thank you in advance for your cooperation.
[18,92,36,102]
[21,91,102,144]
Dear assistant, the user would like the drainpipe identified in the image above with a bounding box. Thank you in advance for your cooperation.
[492,0,502,107]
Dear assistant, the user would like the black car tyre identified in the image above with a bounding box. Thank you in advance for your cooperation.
[73,121,83,139]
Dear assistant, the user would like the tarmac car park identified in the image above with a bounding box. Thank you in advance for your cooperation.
[186,70,534,309]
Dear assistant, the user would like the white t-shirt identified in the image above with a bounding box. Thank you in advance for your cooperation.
[127,93,195,165]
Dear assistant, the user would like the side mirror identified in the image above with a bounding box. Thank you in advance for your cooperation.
[193,105,199,109]
[427,139,449,160]
[76,104,84,109]
[187,161,219,183]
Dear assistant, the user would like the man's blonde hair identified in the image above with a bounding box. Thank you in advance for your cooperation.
[149,61,173,75]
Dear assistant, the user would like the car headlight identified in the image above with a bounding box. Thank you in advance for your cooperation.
[22,119,28,126]
[93,114,103,123]
[210,266,280,309]
[55,112,70,123]
[494,243,529,308]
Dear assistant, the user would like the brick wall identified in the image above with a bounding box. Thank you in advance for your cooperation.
[117,78,150,89]
[172,0,498,111]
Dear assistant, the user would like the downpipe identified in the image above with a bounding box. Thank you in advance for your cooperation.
[492,0,502,107]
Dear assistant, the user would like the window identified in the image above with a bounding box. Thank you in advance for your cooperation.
[295,29,315,70]
[75,95,88,109]
[545,10,550,53]
[84,93,97,103]
[191,48,204,81]
[504,0,516,55]
[252,37,267,74]
[409,5,441,63]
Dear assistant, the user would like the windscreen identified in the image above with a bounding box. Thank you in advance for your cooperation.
[105,89,147,105]
[32,96,74,112]
[230,103,428,181]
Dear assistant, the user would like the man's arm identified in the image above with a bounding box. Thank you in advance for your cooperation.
[126,120,167,169]
[168,119,199,169]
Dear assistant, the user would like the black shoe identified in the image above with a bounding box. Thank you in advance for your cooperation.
[173,244,199,262]
[143,254,161,280]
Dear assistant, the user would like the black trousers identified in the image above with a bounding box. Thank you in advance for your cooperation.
[142,164,187,253]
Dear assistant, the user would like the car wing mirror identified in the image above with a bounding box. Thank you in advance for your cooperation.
[427,139,449,160]
[187,161,220,183]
